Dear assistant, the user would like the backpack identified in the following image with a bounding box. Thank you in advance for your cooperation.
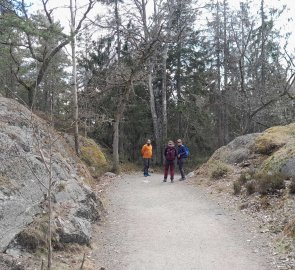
[166,147,176,161]
[183,145,190,158]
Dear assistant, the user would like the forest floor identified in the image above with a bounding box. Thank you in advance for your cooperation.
[92,173,279,270]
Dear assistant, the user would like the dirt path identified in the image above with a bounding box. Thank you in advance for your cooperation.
[93,173,276,270]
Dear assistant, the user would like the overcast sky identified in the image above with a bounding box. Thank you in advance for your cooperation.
[31,0,295,52]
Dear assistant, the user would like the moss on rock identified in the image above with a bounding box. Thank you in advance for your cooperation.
[79,137,108,177]
[260,145,295,174]
[254,123,295,155]
[254,124,295,174]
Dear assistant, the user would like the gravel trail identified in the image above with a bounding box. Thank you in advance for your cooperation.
[94,173,275,270]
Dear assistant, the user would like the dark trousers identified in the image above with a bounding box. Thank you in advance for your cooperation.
[143,158,150,175]
[164,161,175,179]
[178,158,185,179]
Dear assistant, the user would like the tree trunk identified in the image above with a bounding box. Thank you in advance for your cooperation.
[112,118,120,173]
[148,67,161,164]
[162,45,168,144]
[112,80,133,173]
[222,0,229,144]
[141,0,162,164]
[115,0,121,61]
[47,138,53,270]
[70,0,80,156]
[176,40,182,135]
[216,1,223,147]
[112,0,123,173]
[260,0,266,93]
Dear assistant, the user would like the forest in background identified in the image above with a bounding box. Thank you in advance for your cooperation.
[0,0,295,172]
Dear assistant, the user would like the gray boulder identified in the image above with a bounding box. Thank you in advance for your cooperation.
[56,216,91,245]
[211,133,260,164]
[281,157,295,177]
[0,97,103,252]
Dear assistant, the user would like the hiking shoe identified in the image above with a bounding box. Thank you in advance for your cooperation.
[163,179,167,182]
[179,178,186,181]
[171,179,174,183]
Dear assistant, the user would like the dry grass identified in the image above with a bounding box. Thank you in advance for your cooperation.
[238,170,253,185]
[245,181,256,195]
[208,160,229,179]
[254,123,295,155]
[16,214,60,253]
[260,196,271,210]
[120,162,142,173]
[255,172,286,195]
[284,218,295,238]
[233,181,242,195]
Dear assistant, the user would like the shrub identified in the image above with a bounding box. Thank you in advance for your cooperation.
[238,172,248,185]
[255,172,286,195]
[238,171,253,185]
[247,168,256,178]
[246,181,256,195]
[233,181,242,195]
[208,160,229,179]
[211,168,227,179]
[289,177,295,195]
[260,196,270,209]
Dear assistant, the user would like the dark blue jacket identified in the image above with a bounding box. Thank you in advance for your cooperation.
[177,145,187,159]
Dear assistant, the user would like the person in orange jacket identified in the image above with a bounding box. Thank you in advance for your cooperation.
[141,139,152,177]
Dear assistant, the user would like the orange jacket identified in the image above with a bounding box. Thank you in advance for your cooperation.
[141,144,152,158]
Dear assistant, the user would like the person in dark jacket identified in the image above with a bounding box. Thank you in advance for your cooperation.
[177,139,187,180]
[163,140,177,183]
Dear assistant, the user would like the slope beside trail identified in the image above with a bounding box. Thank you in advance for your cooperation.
[93,173,276,270]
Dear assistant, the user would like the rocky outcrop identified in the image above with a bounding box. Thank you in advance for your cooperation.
[208,124,295,176]
[209,133,260,164]
[0,97,105,253]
